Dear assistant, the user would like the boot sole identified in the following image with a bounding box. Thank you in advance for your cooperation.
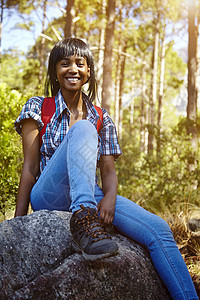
[71,240,118,261]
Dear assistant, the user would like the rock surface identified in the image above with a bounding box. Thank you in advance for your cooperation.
[188,219,200,233]
[188,219,200,248]
[0,210,171,300]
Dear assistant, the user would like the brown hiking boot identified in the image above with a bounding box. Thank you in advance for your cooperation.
[70,205,118,261]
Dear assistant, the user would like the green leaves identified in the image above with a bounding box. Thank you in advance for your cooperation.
[15,21,35,30]
[0,83,25,221]
[116,118,200,216]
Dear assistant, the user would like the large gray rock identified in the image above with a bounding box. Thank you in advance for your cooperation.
[0,210,171,299]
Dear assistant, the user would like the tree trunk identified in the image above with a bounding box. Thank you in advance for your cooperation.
[118,41,127,139]
[114,43,121,132]
[96,0,106,102]
[129,77,135,139]
[38,0,47,89]
[114,2,122,131]
[140,61,147,153]
[187,0,198,150]
[148,18,159,155]
[64,0,75,38]
[101,0,115,113]
[157,27,166,157]
[114,18,122,132]
[0,0,4,71]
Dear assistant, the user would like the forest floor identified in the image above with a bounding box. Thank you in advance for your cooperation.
[166,210,200,298]
[186,257,200,298]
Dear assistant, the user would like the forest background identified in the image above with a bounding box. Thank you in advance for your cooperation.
[0,0,200,284]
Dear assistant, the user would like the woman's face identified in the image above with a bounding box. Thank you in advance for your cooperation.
[56,55,90,94]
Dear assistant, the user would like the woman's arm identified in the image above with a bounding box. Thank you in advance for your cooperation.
[14,119,40,217]
[98,155,118,224]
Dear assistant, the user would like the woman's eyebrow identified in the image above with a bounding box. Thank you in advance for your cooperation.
[63,56,86,60]
[61,57,70,61]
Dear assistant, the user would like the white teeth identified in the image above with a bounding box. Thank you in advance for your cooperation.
[67,78,79,82]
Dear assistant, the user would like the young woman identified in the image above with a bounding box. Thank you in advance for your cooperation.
[15,38,198,300]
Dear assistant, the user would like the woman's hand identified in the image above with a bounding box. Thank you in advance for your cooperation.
[97,195,116,224]
[98,155,118,225]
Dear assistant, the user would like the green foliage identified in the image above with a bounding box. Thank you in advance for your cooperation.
[15,20,35,31]
[116,119,200,216]
[0,83,25,221]
[1,49,25,91]
[1,49,42,95]
[0,0,196,221]
[165,47,186,93]
[6,0,45,14]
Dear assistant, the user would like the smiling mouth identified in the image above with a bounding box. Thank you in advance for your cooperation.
[67,78,80,83]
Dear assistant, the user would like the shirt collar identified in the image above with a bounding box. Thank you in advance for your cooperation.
[55,90,68,118]
[82,92,100,122]
[54,90,99,121]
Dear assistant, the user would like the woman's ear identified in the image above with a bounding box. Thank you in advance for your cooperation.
[87,67,90,79]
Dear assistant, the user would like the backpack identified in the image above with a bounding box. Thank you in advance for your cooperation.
[40,96,103,146]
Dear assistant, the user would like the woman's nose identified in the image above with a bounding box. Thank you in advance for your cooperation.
[69,63,78,73]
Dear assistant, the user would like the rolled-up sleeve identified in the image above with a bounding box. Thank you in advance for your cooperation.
[14,97,44,136]
[99,109,122,160]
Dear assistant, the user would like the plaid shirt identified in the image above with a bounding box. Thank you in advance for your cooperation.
[15,90,122,175]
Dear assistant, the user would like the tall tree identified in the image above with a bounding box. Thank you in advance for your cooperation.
[118,41,127,139]
[114,3,122,132]
[157,24,166,157]
[64,0,75,38]
[187,0,198,149]
[0,0,5,70]
[113,0,131,137]
[38,0,47,89]
[102,0,115,113]
[148,11,159,154]
[96,0,106,102]
[140,60,148,153]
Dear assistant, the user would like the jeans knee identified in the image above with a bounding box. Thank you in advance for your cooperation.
[71,120,97,142]
[73,119,96,132]
[148,216,175,248]
[152,215,172,234]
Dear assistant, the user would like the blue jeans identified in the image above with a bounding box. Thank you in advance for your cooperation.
[31,120,198,300]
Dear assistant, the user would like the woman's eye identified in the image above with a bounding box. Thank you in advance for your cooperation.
[61,63,69,67]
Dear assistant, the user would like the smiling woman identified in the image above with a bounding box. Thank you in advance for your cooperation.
[14,37,198,300]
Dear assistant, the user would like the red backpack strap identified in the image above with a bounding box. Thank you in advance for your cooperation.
[94,105,103,134]
[40,97,56,146]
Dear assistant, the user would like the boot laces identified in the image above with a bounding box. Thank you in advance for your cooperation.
[75,205,111,242]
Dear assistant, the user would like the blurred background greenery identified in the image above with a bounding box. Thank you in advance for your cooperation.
[0,0,199,221]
